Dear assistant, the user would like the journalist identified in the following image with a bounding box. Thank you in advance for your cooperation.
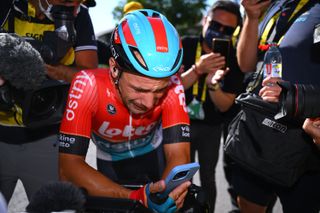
[0,0,97,206]
[230,0,320,212]
[180,1,244,211]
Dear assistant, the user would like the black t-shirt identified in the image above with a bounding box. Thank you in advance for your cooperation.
[182,35,244,125]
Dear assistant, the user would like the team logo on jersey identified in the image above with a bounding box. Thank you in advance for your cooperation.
[107,104,116,115]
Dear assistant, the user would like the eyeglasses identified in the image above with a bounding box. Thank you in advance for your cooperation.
[208,20,236,36]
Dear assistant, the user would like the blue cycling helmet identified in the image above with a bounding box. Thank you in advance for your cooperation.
[110,9,183,78]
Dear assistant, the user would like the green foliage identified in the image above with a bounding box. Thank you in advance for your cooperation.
[112,0,208,35]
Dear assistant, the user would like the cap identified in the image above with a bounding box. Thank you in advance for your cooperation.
[123,1,144,14]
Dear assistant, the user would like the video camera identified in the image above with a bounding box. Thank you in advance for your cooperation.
[275,81,320,120]
[0,4,78,128]
[24,5,77,65]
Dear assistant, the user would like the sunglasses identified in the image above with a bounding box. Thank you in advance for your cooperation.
[208,20,236,36]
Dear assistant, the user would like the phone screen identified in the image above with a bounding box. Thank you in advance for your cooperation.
[212,38,230,68]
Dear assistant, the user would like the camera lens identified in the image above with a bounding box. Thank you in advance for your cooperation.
[173,171,189,180]
[29,87,60,119]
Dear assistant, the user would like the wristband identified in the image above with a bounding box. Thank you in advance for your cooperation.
[192,64,201,76]
[129,185,147,205]
[130,184,177,213]
[207,82,221,91]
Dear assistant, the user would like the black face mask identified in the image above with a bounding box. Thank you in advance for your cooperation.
[204,20,235,47]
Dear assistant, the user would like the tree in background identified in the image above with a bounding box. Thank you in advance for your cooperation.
[113,0,207,35]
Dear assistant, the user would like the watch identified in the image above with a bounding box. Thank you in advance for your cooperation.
[207,82,221,91]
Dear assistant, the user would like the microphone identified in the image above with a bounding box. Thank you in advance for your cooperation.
[26,181,86,213]
[0,33,46,90]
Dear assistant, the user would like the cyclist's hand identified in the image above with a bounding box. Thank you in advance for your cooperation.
[130,180,191,213]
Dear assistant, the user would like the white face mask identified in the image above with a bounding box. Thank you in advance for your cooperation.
[38,0,54,21]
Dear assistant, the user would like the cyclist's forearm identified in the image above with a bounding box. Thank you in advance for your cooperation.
[162,142,190,178]
[59,153,131,198]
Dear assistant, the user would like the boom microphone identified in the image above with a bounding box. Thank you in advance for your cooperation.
[0,33,46,90]
[26,181,86,213]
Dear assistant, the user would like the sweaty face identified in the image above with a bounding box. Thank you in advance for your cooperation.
[118,72,170,115]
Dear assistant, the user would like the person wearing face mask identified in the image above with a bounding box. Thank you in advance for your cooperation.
[0,0,97,208]
[180,1,244,212]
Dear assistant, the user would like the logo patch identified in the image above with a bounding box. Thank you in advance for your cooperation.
[107,104,116,115]
[262,118,287,133]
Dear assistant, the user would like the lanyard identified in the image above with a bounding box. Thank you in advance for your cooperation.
[192,42,207,102]
[260,0,309,46]
[248,0,310,92]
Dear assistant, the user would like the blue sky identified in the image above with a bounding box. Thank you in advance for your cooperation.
[88,0,216,36]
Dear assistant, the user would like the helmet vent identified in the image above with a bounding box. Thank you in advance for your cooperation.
[152,13,160,18]
[129,46,149,71]
[140,11,148,17]
[171,49,182,72]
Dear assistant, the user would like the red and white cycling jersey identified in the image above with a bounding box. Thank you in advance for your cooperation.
[59,68,190,161]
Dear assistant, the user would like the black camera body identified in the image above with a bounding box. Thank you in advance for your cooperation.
[0,80,69,128]
[0,4,76,128]
[275,81,320,120]
[25,5,77,65]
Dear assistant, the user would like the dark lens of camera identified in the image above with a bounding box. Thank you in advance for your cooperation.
[173,171,189,180]
[29,87,60,119]
[52,5,76,43]
[296,84,320,119]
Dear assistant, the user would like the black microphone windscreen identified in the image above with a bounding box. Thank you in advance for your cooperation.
[0,33,46,90]
[26,181,86,213]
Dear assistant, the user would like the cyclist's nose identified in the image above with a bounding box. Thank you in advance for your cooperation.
[141,93,157,110]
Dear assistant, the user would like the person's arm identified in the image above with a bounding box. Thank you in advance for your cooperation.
[162,142,190,178]
[46,5,98,82]
[303,118,320,149]
[205,69,237,112]
[59,153,131,198]
[237,0,271,72]
[46,50,98,82]
[181,52,225,90]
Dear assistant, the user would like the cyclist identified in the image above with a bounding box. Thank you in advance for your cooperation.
[59,9,191,212]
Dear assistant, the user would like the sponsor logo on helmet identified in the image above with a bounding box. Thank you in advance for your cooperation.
[133,22,141,35]
[107,104,116,115]
[153,66,171,72]
[110,45,119,60]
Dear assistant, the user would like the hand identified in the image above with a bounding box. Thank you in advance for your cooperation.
[196,52,225,75]
[46,64,75,82]
[259,76,282,102]
[303,118,320,148]
[130,180,191,213]
[0,77,5,86]
[241,0,271,20]
[206,68,229,86]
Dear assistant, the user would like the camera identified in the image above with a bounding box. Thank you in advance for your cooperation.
[0,80,69,128]
[25,5,77,65]
[275,81,320,120]
[0,4,76,128]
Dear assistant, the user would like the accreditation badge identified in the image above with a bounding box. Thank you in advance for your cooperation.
[187,97,205,120]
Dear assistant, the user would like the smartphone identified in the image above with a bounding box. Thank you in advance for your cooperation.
[212,38,230,68]
[159,162,200,198]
